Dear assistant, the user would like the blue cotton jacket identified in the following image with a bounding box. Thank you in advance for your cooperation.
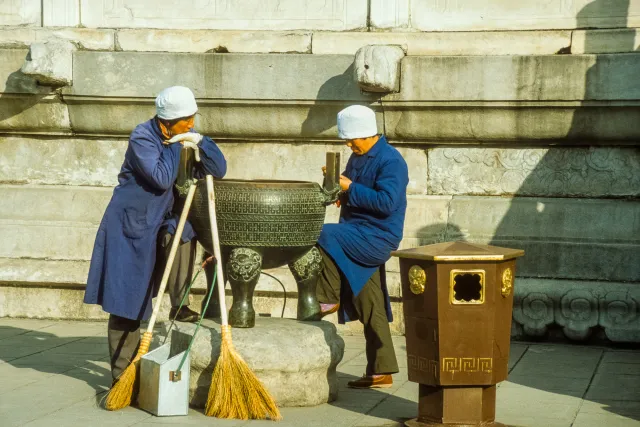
[83,118,226,320]
[317,135,408,323]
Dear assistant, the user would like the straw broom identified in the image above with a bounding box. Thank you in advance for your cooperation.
[203,175,282,421]
[105,181,198,411]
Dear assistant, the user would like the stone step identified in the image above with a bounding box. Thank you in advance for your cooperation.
[1,257,638,343]
[1,183,637,281]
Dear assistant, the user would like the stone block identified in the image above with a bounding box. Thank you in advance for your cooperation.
[43,0,79,26]
[69,51,369,100]
[0,185,111,223]
[427,147,640,197]
[370,0,410,29]
[171,319,345,407]
[312,30,571,56]
[0,137,124,186]
[80,0,367,30]
[116,29,311,53]
[21,40,75,87]
[409,0,640,31]
[447,196,640,282]
[0,28,115,51]
[573,28,640,54]
[354,45,405,93]
[0,0,41,26]
[0,94,70,133]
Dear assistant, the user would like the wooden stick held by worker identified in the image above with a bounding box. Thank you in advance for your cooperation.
[203,175,282,421]
[104,182,198,411]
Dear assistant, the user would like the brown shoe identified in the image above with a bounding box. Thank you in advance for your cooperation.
[347,374,393,389]
[319,303,339,318]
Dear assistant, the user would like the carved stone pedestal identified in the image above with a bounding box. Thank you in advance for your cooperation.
[170,318,345,407]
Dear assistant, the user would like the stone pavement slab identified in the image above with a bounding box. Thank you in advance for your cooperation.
[1,318,639,427]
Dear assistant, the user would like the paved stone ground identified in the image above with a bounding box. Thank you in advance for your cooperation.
[1,318,639,427]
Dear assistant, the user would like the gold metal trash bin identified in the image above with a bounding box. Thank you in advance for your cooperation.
[391,242,524,427]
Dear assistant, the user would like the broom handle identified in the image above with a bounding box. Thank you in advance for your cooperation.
[205,175,228,326]
[145,181,198,333]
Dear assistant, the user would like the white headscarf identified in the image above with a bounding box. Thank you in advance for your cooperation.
[337,105,378,139]
[155,86,198,120]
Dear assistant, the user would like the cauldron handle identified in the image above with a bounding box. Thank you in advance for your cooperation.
[322,151,341,205]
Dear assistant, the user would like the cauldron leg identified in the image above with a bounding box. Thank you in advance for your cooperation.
[227,248,262,328]
[289,247,323,321]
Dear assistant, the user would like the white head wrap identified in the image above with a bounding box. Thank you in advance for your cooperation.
[155,86,198,120]
[337,105,378,139]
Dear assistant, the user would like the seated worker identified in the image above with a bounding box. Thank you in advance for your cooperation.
[83,86,227,383]
[316,105,409,389]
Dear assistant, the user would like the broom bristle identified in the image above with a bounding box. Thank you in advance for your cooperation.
[104,331,153,411]
[205,326,282,421]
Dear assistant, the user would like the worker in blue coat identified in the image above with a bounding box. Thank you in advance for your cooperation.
[316,105,408,389]
[83,86,227,382]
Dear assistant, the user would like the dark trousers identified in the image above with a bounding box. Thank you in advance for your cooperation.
[315,247,398,376]
[107,228,196,380]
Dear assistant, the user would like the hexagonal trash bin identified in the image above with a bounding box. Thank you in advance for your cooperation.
[391,242,524,427]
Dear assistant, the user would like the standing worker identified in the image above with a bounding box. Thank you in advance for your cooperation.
[83,86,227,384]
[317,105,408,389]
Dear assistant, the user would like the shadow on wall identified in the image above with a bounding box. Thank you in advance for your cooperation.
[488,0,640,423]
[300,63,376,137]
[0,50,53,123]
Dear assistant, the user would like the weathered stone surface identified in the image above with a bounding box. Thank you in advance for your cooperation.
[447,196,640,282]
[312,31,571,56]
[43,0,79,27]
[69,51,368,100]
[20,40,75,86]
[80,0,368,30]
[388,55,640,102]
[354,45,405,93]
[116,29,311,53]
[383,103,640,143]
[427,147,640,197]
[0,137,124,186]
[370,0,410,29]
[170,318,344,407]
[513,278,640,343]
[0,94,70,133]
[572,28,640,54]
[0,0,41,26]
[0,28,115,51]
[409,0,640,31]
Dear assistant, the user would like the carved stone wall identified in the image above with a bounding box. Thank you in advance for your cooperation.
[428,147,640,197]
[513,278,640,343]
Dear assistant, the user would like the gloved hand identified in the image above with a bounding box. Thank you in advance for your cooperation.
[166,132,203,145]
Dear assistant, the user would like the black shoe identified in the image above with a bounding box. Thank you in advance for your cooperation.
[169,306,200,323]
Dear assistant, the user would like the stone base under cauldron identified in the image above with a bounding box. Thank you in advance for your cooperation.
[169,318,345,408]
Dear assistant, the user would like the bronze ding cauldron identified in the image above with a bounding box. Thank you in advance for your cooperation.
[176,150,341,328]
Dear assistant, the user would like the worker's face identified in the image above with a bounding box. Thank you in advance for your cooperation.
[168,115,195,135]
[345,135,379,155]
[160,115,195,138]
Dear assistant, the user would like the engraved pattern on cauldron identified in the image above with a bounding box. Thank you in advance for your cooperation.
[189,180,327,250]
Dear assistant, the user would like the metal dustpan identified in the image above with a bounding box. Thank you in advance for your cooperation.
[137,250,218,417]
[138,343,190,416]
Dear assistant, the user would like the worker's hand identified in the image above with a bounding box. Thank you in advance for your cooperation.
[339,175,352,191]
[321,166,327,176]
[166,132,203,145]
